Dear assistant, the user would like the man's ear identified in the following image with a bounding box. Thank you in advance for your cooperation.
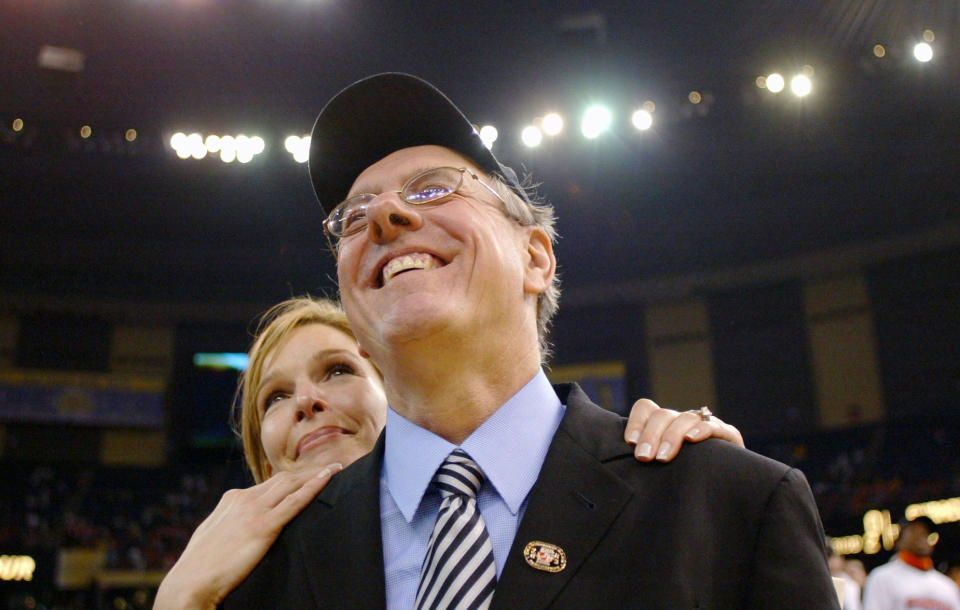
[523,226,556,295]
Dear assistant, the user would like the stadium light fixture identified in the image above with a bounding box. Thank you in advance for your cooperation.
[478,125,498,149]
[581,105,611,139]
[766,73,785,93]
[541,113,564,136]
[790,74,812,97]
[913,42,933,63]
[631,109,653,131]
[521,125,543,148]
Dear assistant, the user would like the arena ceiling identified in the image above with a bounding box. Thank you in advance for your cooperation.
[2,0,959,315]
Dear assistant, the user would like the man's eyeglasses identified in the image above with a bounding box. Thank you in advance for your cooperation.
[324,166,506,238]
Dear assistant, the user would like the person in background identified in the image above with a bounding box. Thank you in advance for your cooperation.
[154,297,744,609]
[222,73,838,609]
[827,539,863,610]
[845,558,868,592]
[863,516,960,610]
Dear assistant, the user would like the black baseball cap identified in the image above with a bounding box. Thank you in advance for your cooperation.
[308,72,529,215]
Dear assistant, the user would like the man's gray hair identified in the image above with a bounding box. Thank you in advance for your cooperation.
[488,173,561,362]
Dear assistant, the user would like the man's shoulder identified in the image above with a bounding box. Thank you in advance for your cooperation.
[555,382,794,485]
[509,385,837,609]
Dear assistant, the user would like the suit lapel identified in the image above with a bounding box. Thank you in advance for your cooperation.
[493,385,637,609]
[294,433,386,609]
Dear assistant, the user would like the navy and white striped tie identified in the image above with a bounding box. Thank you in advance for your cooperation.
[415,449,497,610]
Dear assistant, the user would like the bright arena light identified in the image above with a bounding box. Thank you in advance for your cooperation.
[170,132,191,159]
[541,113,564,136]
[521,125,543,148]
[205,135,222,153]
[790,74,812,97]
[219,135,236,163]
[284,135,310,163]
[914,42,933,63]
[581,105,611,139]
[187,133,206,159]
[478,125,498,149]
[236,135,254,163]
[169,131,266,162]
[631,109,653,131]
[766,73,785,93]
[293,138,310,163]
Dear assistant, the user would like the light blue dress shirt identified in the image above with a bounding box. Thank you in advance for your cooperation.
[380,369,565,610]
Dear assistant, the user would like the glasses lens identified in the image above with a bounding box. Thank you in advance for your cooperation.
[403,167,463,204]
[330,194,374,236]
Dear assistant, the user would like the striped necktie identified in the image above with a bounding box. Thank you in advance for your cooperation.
[415,449,497,610]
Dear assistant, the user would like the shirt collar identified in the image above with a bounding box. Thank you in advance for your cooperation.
[383,369,564,522]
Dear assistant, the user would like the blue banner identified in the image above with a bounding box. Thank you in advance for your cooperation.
[0,371,164,428]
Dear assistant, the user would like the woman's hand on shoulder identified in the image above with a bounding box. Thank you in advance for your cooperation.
[153,462,342,610]
[623,398,745,462]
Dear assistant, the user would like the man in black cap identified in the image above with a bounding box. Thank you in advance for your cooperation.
[224,73,839,609]
[863,516,960,610]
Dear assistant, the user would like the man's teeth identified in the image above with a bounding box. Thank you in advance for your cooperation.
[382,253,441,283]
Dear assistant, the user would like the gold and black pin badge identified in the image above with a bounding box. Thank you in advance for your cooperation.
[523,541,567,573]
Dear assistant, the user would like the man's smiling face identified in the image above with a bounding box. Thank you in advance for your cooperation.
[335,145,537,360]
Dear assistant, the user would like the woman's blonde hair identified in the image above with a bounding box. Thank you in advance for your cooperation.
[234,297,366,483]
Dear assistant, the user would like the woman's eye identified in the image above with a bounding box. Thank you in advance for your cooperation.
[327,362,356,378]
[262,391,288,410]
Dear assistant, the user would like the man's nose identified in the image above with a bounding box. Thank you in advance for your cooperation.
[364,192,424,243]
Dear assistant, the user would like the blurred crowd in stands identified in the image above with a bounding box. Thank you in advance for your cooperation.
[756,424,960,538]
[4,464,222,572]
[4,461,261,576]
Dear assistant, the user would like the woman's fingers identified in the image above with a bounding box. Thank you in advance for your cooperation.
[623,398,660,446]
[624,398,745,462]
[256,462,340,510]
[652,410,711,461]
[624,399,680,461]
[682,415,745,448]
[220,463,342,537]
[270,462,342,523]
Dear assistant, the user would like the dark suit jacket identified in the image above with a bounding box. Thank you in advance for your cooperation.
[224,383,840,609]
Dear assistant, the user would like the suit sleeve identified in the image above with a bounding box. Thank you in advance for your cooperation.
[746,467,841,609]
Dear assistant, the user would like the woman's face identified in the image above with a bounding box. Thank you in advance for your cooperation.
[257,323,387,476]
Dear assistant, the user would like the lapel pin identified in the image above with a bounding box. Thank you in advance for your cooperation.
[523,541,567,573]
